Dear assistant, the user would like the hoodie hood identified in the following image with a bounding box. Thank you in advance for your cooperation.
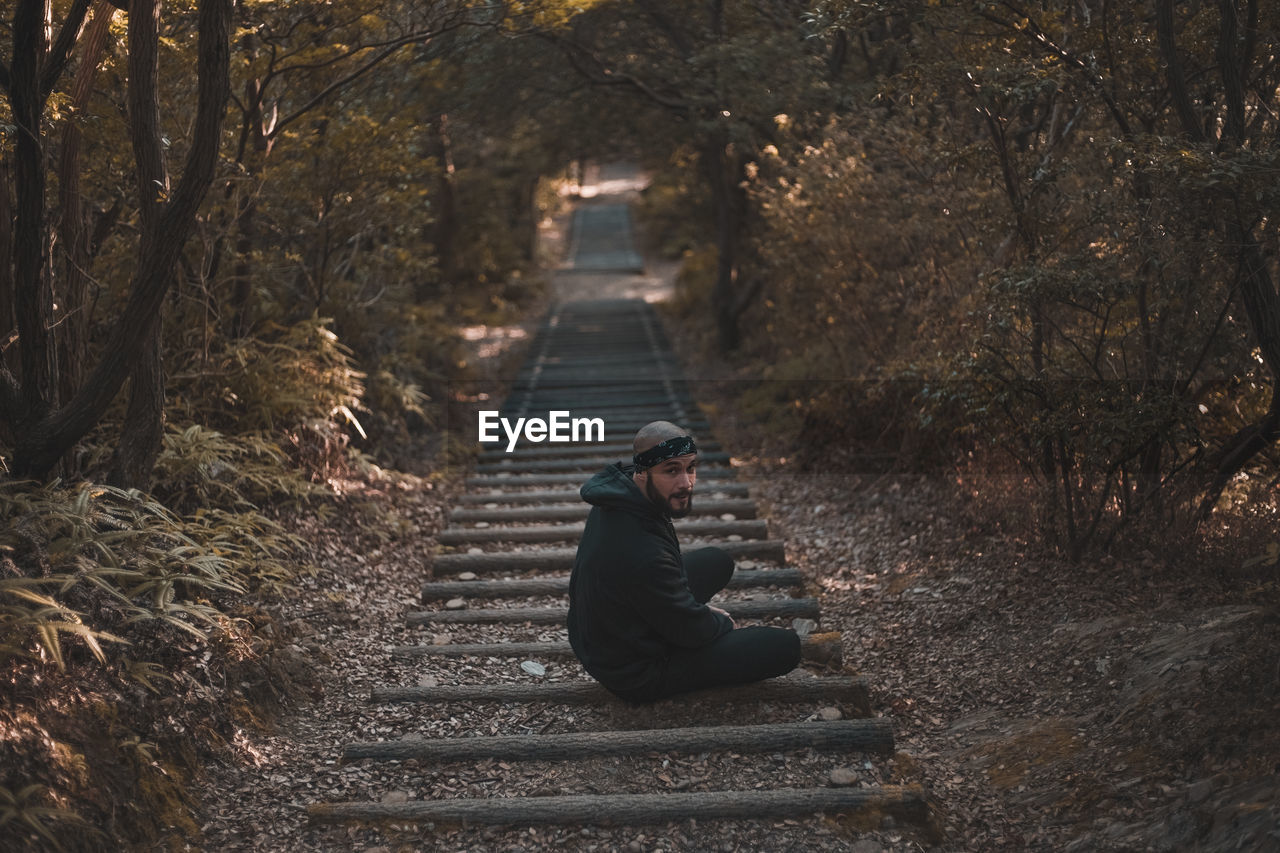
[580,463,661,519]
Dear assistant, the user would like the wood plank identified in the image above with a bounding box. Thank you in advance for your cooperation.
[479,441,723,461]
[465,472,730,488]
[437,518,767,545]
[343,719,894,762]
[431,540,785,575]
[420,568,802,601]
[474,453,731,474]
[405,598,819,626]
[308,785,927,826]
[391,630,840,663]
[457,483,750,504]
[449,498,756,524]
[371,675,870,710]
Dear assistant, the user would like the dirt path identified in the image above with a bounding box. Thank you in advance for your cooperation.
[193,164,1278,852]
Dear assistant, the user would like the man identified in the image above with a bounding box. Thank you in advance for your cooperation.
[567,420,802,703]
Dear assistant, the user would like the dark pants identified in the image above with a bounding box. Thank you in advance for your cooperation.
[619,546,802,704]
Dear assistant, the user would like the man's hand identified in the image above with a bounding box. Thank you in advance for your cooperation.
[709,605,735,628]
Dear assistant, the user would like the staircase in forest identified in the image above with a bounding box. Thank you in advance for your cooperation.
[306,298,930,837]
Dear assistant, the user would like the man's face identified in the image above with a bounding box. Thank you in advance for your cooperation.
[638,453,698,518]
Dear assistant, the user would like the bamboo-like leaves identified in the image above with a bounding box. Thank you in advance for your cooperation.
[0,475,303,672]
[0,784,87,851]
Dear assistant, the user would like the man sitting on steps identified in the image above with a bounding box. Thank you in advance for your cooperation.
[567,420,802,703]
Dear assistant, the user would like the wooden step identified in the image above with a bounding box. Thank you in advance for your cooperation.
[457,483,750,504]
[391,631,843,667]
[474,452,730,474]
[343,719,894,762]
[308,785,928,827]
[479,440,722,461]
[371,675,871,709]
[420,568,801,601]
[432,540,785,575]
[437,518,767,545]
[450,497,755,524]
[465,471,731,488]
[405,598,819,626]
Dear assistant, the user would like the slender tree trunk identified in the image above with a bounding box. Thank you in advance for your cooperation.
[421,112,458,301]
[56,1,117,412]
[11,0,56,424]
[703,133,745,351]
[108,327,165,488]
[0,163,15,380]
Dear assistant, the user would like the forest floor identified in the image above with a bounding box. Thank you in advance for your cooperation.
[191,166,1279,852]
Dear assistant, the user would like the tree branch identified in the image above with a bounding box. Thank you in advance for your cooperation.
[39,0,94,99]
[991,2,1133,138]
[539,31,691,113]
[269,20,470,138]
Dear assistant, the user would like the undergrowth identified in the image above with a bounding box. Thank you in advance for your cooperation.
[0,398,335,852]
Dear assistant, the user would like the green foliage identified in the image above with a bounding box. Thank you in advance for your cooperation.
[0,784,90,852]
[0,480,300,670]
[683,0,1280,556]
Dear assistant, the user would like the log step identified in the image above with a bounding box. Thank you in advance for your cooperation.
[437,518,768,545]
[478,440,722,462]
[450,498,755,524]
[432,540,785,575]
[474,453,730,474]
[458,483,750,504]
[465,471,730,488]
[391,631,842,665]
[343,719,894,763]
[308,785,927,827]
[420,568,801,601]
[405,598,819,626]
[371,675,870,709]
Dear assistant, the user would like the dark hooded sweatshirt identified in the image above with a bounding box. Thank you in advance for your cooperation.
[567,463,733,697]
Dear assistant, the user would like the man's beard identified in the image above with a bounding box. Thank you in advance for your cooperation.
[645,477,694,519]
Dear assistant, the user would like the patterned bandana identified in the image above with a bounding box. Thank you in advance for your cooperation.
[633,435,698,472]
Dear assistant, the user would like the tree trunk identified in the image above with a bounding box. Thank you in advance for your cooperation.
[56,1,118,414]
[107,325,165,489]
[11,0,57,423]
[0,162,15,388]
[6,0,233,480]
[702,134,746,351]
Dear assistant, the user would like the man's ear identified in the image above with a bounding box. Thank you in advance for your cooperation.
[633,469,647,485]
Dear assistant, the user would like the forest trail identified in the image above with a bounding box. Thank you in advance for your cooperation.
[306,165,930,841]
[195,164,932,851]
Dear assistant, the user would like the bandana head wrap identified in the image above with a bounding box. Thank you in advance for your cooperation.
[633,435,698,472]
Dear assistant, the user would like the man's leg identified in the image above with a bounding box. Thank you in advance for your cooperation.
[683,546,733,603]
[637,626,802,702]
